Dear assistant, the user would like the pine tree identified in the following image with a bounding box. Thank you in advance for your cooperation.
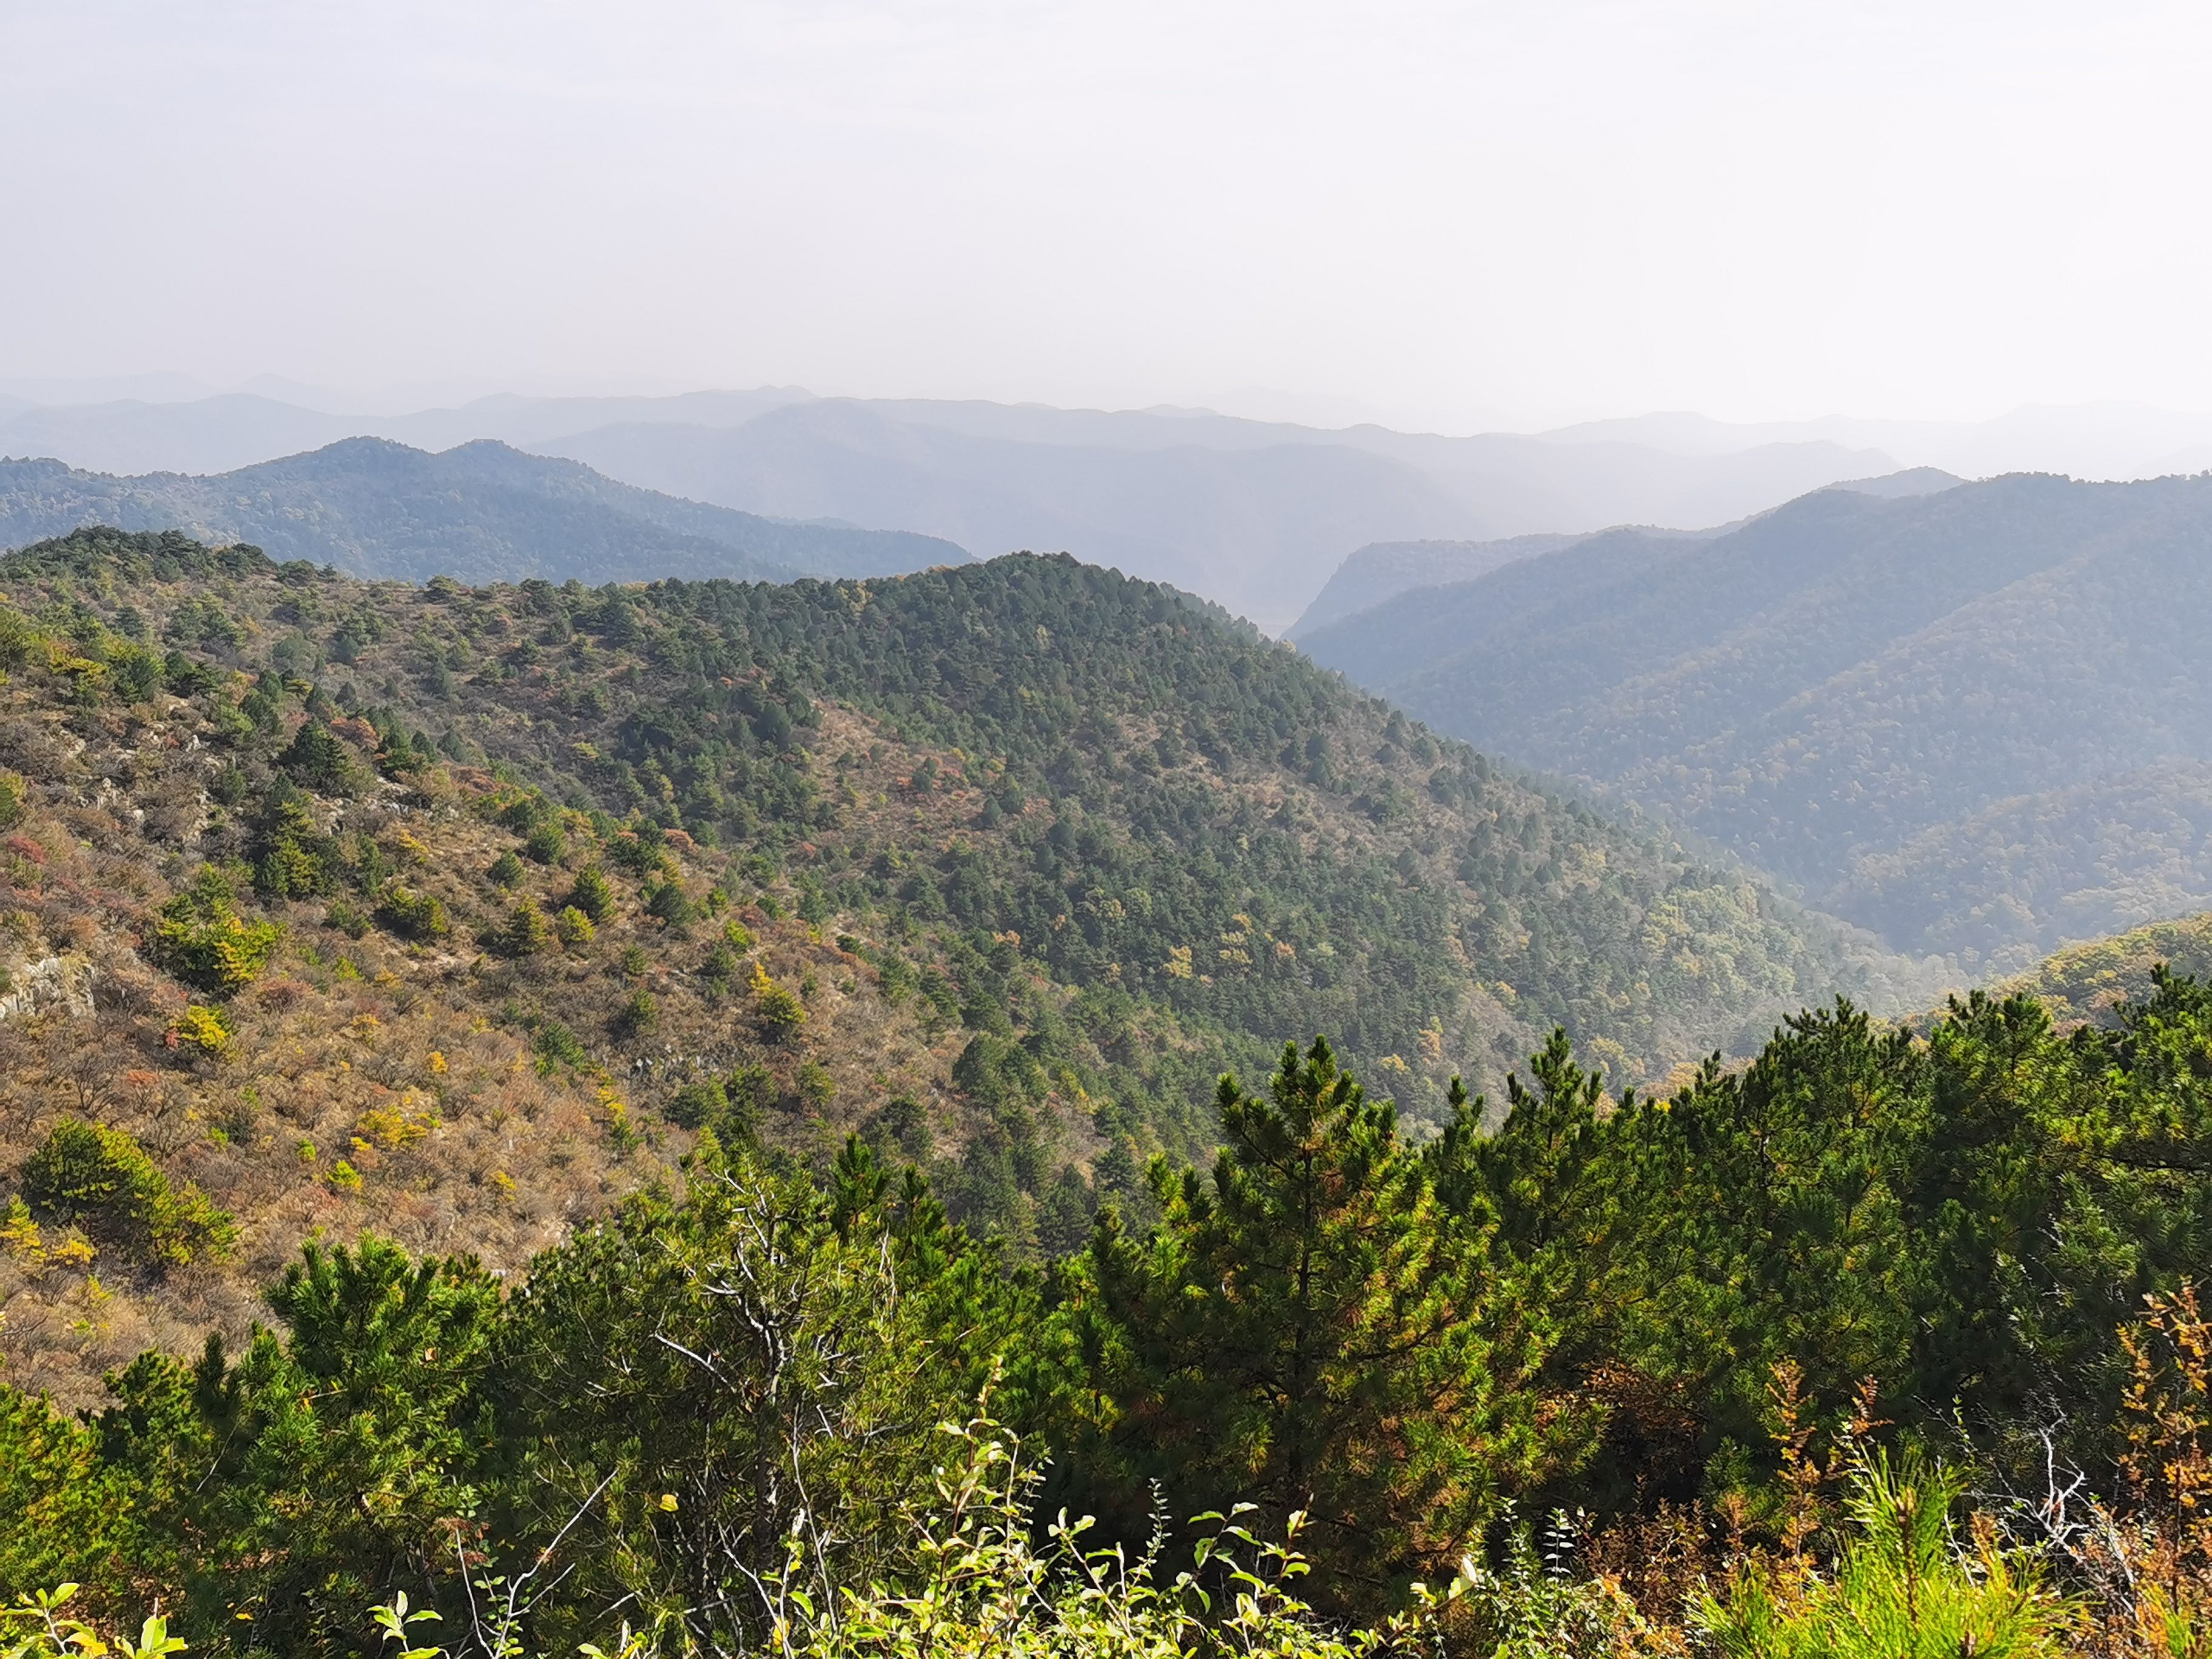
[1083,1037,1565,1597]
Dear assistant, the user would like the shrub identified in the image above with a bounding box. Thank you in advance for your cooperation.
[503,898,554,956]
[325,897,370,939]
[375,882,451,940]
[668,1077,732,1131]
[277,720,363,794]
[0,773,22,831]
[619,943,650,977]
[722,916,753,951]
[616,989,658,1037]
[150,872,281,996]
[751,959,806,1036]
[568,865,615,923]
[700,939,741,995]
[532,1020,589,1073]
[1696,1449,2073,1659]
[168,1004,234,1057]
[555,906,597,950]
[487,850,525,889]
[644,878,696,930]
[524,821,568,865]
[21,1119,235,1267]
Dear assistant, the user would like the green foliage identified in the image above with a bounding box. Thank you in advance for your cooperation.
[149,871,281,996]
[277,720,363,795]
[169,1005,234,1058]
[641,878,694,930]
[483,1137,1048,1653]
[0,1584,186,1659]
[1302,474,2212,968]
[566,866,615,924]
[750,959,806,1036]
[531,1021,588,1073]
[1698,1450,2073,1659]
[96,1239,506,1657]
[375,883,451,941]
[250,789,336,900]
[0,1396,135,1609]
[614,989,657,1037]
[21,1119,235,1267]
[1081,1037,1564,1590]
[553,906,595,949]
[486,850,525,890]
[502,899,554,956]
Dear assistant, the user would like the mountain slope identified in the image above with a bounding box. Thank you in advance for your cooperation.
[0,528,1932,1400]
[1302,471,2212,968]
[0,440,966,586]
[1285,533,1584,639]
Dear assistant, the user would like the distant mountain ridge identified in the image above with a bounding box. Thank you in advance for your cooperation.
[0,386,1903,631]
[0,438,967,587]
[1301,471,2212,970]
[1289,468,1962,639]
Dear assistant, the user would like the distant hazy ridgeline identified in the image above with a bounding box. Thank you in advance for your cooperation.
[0,438,968,586]
[1302,471,2212,970]
[1,387,1908,631]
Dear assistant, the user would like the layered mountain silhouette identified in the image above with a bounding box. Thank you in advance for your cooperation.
[1301,471,2212,969]
[0,387,1902,630]
[0,438,966,586]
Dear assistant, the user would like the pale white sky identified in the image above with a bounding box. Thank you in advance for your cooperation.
[5,0,2211,431]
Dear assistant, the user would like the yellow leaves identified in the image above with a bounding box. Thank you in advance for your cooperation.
[1417,1025,1444,1065]
[751,959,807,1032]
[596,1082,635,1144]
[0,1196,43,1263]
[1162,944,1195,980]
[357,1093,437,1151]
[427,1050,447,1076]
[167,1005,234,1058]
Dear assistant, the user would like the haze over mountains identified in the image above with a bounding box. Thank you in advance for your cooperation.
[1302,471,2212,971]
[0,440,964,588]
[0,383,1906,631]
[13,382,2212,631]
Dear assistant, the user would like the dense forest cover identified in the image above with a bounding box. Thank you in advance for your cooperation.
[0,441,967,587]
[15,529,2207,1656]
[7,976,2212,1656]
[1301,471,2212,972]
[0,529,1912,1409]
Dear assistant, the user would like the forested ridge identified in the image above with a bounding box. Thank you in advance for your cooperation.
[9,528,2207,1657]
[1302,471,2212,972]
[0,528,1911,1405]
[0,440,967,588]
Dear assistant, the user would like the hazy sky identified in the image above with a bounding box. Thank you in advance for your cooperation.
[6,1,2211,430]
